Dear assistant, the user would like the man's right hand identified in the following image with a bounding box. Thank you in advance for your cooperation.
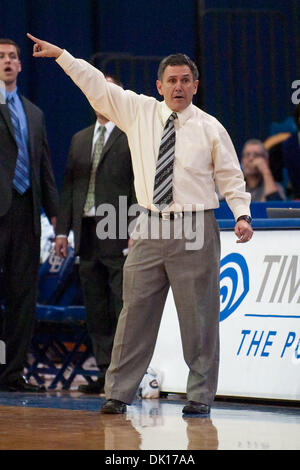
[55,237,68,258]
[251,156,270,175]
[27,33,63,59]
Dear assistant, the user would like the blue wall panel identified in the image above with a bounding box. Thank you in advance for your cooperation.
[0,0,299,188]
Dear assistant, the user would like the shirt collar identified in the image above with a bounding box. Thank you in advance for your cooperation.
[5,87,18,102]
[160,100,194,127]
[94,119,115,136]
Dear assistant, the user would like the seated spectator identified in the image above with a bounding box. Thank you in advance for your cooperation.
[241,139,285,202]
[268,104,300,199]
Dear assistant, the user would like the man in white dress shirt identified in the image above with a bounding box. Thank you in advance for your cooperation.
[54,90,135,394]
[27,33,253,415]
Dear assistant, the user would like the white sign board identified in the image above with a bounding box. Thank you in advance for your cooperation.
[150,230,300,401]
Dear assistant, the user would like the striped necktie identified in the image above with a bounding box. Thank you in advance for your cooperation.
[7,95,30,194]
[84,125,106,212]
[153,112,177,210]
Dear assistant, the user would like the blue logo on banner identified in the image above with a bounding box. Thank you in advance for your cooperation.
[220,253,249,322]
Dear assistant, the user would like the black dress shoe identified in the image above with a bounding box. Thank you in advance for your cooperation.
[182,401,210,415]
[100,399,126,414]
[0,377,46,393]
[78,377,105,394]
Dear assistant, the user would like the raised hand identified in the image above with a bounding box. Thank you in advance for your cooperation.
[26,33,63,59]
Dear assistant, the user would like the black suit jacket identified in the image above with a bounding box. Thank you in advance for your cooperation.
[0,95,59,235]
[56,123,135,256]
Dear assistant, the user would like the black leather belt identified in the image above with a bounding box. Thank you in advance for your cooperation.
[147,209,196,220]
[82,216,97,223]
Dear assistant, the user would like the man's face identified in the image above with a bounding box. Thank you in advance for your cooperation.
[241,144,267,176]
[156,64,199,112]
[0,44,21,90]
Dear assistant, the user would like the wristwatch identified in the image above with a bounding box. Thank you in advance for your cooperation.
[237,215,252,224]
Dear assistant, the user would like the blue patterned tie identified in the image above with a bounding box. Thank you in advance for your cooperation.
[153,112,177,209]
[7,95,30,194]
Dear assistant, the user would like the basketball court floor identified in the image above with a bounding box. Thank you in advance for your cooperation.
[0,389,299,451]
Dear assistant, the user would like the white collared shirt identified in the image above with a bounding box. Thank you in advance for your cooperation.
[92,119,115,151]
[57,50,251,219]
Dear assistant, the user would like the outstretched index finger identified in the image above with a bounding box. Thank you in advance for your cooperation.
[26,33,41,44]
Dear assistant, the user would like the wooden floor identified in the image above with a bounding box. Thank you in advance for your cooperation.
[0,389,299,451]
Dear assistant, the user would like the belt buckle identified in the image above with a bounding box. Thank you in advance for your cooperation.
[161,212,170,220]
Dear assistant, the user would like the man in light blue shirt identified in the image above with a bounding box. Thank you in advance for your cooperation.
[0,38,58,392]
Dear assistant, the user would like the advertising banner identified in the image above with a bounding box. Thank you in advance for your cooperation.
[150,230,300,401]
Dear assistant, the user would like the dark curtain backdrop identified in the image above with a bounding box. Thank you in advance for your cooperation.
[197,0,300,154]
[0,0,197,188]
[0,0,299,188]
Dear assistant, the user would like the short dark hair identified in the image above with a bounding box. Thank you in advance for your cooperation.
[242,139,268,158]
[0,38,21,58]
[157,53,199,81]
[293,103,300,130]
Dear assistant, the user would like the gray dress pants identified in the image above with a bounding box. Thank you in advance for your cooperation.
[105,210,220,406]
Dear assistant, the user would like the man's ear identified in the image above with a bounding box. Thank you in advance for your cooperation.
[193,79,199,95]
[156,79,163,96]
